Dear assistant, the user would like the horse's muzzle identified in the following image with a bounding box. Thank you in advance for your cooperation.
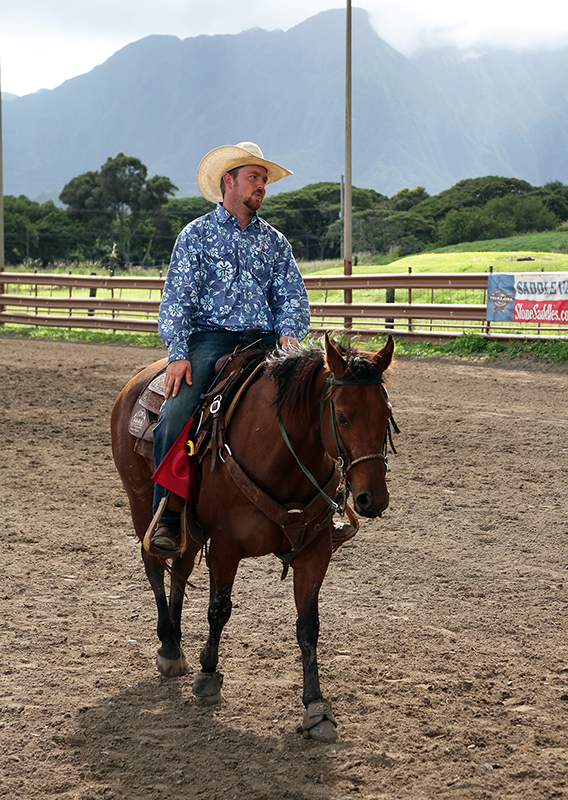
[353,490,389,518]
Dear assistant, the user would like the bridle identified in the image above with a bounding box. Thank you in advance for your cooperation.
[209,361,400,577]
[276,370,399,515]
[319,373,399,476]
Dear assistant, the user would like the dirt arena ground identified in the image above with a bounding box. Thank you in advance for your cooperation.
[1,334,568,800]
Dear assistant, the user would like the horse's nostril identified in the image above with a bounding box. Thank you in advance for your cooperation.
[354,491,389,517]
[355,492,371,512]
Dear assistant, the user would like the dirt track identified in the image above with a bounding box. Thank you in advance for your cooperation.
[1,334,568,800]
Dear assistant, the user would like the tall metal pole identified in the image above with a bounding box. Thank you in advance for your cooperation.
[340,173,344,259]
[344,0,352,328]
[0,59,4,275]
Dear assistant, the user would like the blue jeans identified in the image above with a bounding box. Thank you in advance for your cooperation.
[152,330,277,521]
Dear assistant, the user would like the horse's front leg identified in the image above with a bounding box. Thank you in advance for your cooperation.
[292,532,338,742]
[192,543,240,706]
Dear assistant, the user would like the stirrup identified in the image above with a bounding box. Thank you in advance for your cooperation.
[150,522,181,559]
[143,494,189,559]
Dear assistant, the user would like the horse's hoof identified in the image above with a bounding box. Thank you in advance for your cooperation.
[304,719,339,743]
[302,700,338,743]
[192,670,223,707]
[156,651,189,678]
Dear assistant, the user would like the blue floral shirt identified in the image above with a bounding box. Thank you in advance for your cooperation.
[158,204,311,362]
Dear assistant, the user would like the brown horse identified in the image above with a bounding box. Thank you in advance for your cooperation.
[111,335,395,742]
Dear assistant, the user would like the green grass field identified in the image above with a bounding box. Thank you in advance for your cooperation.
[300,250,568,277]
[300,250,568,310]
[3,233,568,362]
[429,228,568,255]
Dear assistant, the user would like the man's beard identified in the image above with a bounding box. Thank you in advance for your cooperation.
[244,193,264,211]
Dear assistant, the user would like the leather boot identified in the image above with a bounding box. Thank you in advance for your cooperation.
[150,521,181,558]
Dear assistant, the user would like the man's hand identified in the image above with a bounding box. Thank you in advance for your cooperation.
[164,359,192,399]
[279,335,299,350]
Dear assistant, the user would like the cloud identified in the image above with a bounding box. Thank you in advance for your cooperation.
[369,0,568,53]
[2,0,568,96]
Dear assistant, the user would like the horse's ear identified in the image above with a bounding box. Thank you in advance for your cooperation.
[324,332,347,376]
[373,335,395,373]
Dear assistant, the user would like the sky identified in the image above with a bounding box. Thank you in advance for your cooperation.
[2,0,568,97]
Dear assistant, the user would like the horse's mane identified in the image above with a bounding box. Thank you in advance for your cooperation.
[265,339,385,420]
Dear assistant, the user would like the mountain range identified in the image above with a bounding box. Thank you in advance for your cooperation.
[3,8,568,202]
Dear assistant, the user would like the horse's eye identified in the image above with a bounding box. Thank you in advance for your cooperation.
[336,413,348,426]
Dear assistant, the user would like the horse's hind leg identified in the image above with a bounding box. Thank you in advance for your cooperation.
[142,548,196,678]
[165,542,202,673]
[193,545,240,706]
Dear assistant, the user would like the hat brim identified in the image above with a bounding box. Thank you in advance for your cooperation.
[196,145,293,203]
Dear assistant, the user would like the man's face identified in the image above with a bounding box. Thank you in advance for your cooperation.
[227,165,268,212]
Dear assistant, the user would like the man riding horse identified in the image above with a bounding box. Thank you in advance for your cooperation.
[113,151,395,736]
[151,141,312,556]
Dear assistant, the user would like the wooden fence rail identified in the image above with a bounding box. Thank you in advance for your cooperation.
[0,270,566,340]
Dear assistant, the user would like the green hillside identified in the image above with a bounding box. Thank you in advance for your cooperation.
[302,249,568,277]
[429,229,568,255]
[386,250,568,275]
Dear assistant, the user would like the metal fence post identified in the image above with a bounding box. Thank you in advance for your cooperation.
[408,266,413,332]
[88,272,97,316]
[385,288,395,328]
[485,265,492,335]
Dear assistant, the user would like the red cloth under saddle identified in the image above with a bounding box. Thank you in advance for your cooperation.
[151,416,197,503]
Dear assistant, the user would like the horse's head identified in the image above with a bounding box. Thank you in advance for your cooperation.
[322,334,395,518]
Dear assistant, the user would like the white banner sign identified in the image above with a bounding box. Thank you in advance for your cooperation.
[487,273,568,324]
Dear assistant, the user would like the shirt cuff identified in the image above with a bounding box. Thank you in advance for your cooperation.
[168,340,190,362]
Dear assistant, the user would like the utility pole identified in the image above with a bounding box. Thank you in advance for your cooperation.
[339,173,344,259]
[0,59,5,328]
[344,0,352,328]
[0,59,4,275]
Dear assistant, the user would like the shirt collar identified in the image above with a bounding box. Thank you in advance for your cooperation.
[216,203,260,229]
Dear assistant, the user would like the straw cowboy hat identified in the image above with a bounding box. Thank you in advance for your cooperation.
[196,142,293,203]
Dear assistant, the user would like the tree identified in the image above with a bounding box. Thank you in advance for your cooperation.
[532,181,568,222]
[60,153,178,268]
[35,202,97,263]
[437,208,516,246]
[413,176,535,221]
[3,195,94,266]
[4,196,38,263]
[261,182,389,260]
[483,195,558,234]
[391,186,430,212]
[437,193,558,247]
[328,208,436,256]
